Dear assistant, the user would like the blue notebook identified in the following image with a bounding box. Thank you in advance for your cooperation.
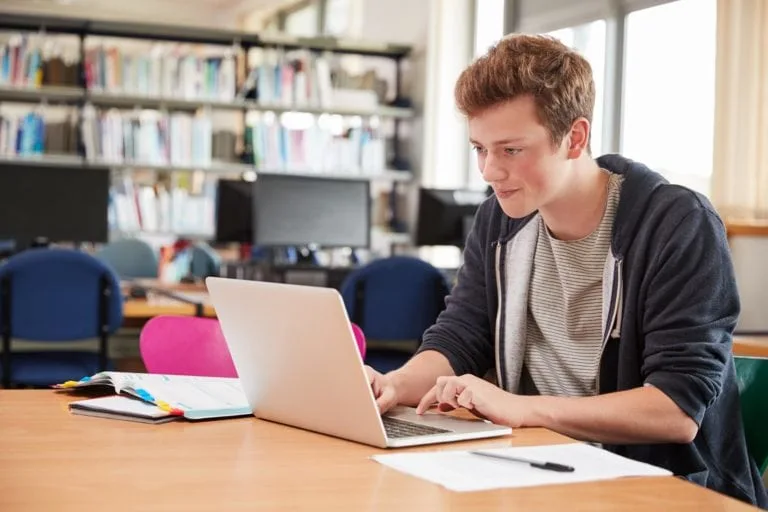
[55,371,252,420]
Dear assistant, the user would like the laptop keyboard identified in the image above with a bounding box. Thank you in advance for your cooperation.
[382,416,452,439]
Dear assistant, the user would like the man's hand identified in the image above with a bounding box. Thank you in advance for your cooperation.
[415,374,528,427]
[365,365,399,414]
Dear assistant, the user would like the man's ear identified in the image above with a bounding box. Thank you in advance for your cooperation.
[566,118,590,159]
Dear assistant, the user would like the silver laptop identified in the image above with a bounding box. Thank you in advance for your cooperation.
[205,277,512,448]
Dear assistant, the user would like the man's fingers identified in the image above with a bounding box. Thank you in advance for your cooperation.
[365,367,382,397]
[437,377,462,410]
[456,388,489,420]
[416,386,438,414]
[376,386,397,414]
[456,388,474,410]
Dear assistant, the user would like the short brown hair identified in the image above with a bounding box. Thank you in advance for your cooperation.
[455,34,595,148]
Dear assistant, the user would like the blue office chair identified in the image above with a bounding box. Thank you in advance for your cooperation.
[94,238,159,279]
[190,242,221,279]
[340,256,450,373]
[0,248,124,388]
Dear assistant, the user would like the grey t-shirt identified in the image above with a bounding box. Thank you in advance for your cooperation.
[522,172,623,396]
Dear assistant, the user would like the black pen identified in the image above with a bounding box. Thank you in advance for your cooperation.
[469,450,575,472]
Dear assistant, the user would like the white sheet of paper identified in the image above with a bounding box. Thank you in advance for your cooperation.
[372,442,672,492]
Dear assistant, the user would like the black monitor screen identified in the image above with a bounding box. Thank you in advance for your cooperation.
[215,179,254,244]
[0,165,109,245]
[253,175,370,248]
[415,188,486,247]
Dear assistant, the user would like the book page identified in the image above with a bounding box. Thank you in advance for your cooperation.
[120,374,249,413]
[54,371,140,391]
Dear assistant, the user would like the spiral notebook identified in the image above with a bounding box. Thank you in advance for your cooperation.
[54,371,252,421]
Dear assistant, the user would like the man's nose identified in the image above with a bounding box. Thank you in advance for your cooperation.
[481,153,508,183]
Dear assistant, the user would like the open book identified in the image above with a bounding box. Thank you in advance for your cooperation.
[54,371,252,421]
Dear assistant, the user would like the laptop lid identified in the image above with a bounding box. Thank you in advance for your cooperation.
[205,277,389,447]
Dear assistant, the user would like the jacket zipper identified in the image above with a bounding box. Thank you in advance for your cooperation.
[493,241,503,388]
[596,257,623,395]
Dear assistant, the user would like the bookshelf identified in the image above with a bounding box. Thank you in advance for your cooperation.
[0,152,413,181]
[0,85,413,117]
[0,13,417,245]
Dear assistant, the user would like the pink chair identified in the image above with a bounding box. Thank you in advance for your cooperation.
[139,315,367,377]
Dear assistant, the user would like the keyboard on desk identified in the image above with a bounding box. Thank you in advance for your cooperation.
[382,416,452,438]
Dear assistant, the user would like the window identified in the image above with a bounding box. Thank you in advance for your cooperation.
[284,3,319,37]
[474,0,505,57]
[467,0,505,191]
[324,0,352,36]
[545,20,606,157]
[621,0,717,195]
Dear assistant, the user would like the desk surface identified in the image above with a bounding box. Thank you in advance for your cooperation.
[0,391,757,512]
[733,336,768,359]
[123,295,216,319]
[726,219,768,238]
[122,280,216,320]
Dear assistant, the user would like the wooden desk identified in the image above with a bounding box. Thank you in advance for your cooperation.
[122,280,216,323]
[726,219,768,239]
[123,295,216,320]
[0,391,758,512]
[733,336,768,359]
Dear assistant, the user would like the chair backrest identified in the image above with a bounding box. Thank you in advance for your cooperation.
[0,248,123,341]
[190,242,221,279]
[140,316,237,377]
[140,315,367,378]
[95,238,159,279]
[735,356,768,473]
[340,256,450,341]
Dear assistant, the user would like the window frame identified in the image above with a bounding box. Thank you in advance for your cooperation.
[503,0,715,195]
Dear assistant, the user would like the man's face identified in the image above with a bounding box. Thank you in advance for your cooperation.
[468,96,572,219]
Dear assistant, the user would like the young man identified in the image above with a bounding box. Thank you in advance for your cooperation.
[366,34,768,507]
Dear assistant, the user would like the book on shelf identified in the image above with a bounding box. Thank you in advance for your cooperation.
[246,112,387,175]
[81,105,214,167]
[55,371,252,421]
[109,173,216,236]
[84,42,237,101]
[0,110,44,156]
[0,32,81,88]
[245,48,385,112]
[0,107,80,157]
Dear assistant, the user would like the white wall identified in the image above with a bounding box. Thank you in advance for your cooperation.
[0,0,244,30]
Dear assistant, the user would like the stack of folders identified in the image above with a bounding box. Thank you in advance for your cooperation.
[54,371,251,424]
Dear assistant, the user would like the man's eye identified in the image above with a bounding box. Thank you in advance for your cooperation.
[505,148,521,155]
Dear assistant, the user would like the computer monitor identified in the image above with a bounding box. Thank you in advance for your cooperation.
[215,178,254,244]
[252,175,370,249]
[415,188,487,247]
[0,165,109,248]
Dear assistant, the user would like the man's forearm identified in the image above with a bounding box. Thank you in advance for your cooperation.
[524,386,699,445]
[388,350,455,406]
